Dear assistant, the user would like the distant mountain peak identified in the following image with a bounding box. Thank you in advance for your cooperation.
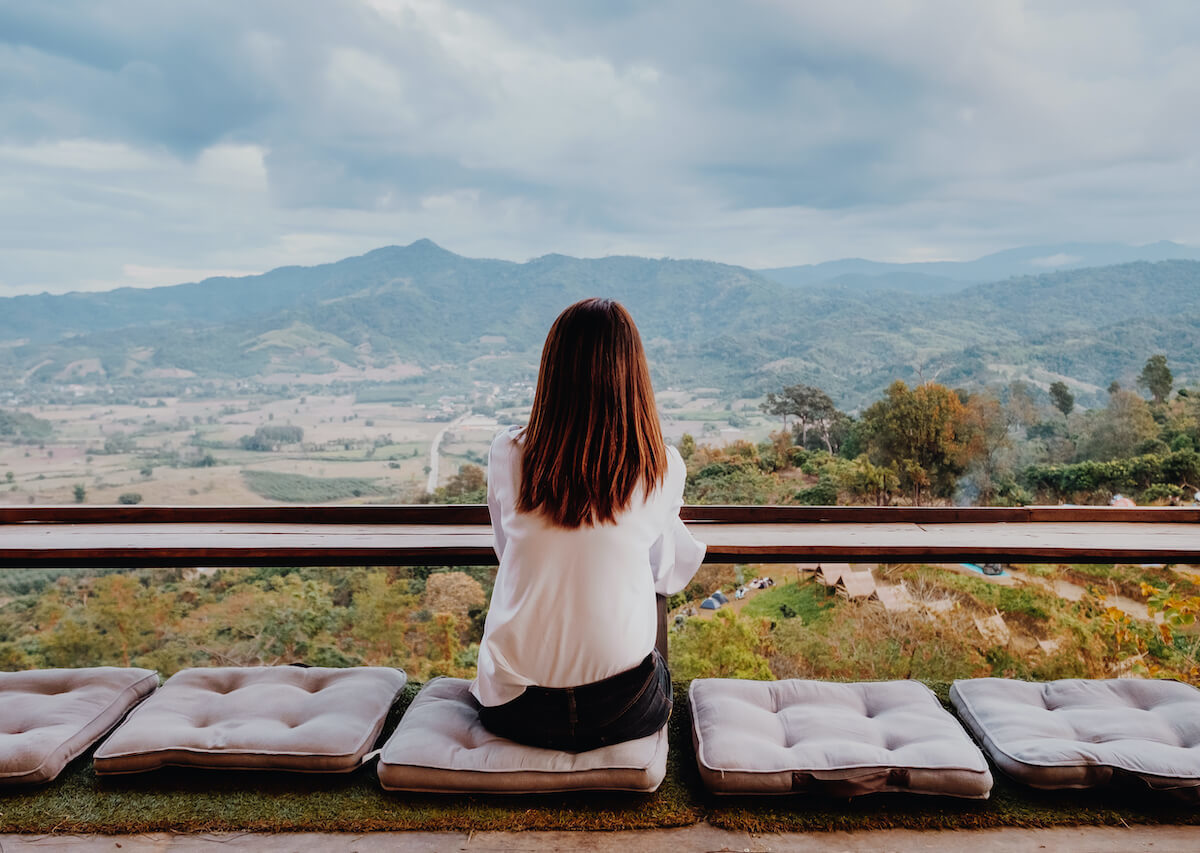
[405,238,447,252]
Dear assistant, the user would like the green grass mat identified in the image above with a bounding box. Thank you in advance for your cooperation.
[0,681,1196,834]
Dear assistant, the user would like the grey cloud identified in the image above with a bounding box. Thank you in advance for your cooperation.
[0,0,1198,294]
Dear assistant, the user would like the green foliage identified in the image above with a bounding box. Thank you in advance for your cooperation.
[426,464,486,503]
[684,458,780,504]
[117,492,143,505]
[762,384,843,452]
[860,380,971,504]
[0,410,53,441]
[1075,390,1159,461]
[242,470,386,502]
[1139,354,1173,404]
[103,432,136,454]
[1023,449,1200,501]
[239,425,305,451]
[1049,381,1075,417]
[72,483,86,503]
[793,476,837,505]
[670,610,774,681]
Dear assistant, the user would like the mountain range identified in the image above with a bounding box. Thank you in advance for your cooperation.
[759,240,1200,295]
[1,240,1197,410]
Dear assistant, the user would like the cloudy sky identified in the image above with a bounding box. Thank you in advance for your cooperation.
[1,0,1198,295]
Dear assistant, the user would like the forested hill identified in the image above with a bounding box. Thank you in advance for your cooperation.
[1,241,1198,409]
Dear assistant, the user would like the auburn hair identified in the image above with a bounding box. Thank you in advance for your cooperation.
[518,298,668,528]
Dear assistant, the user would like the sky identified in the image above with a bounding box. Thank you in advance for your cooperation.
[1,0,1198,295]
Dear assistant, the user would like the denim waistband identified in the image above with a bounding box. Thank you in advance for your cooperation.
[519,651,658,703]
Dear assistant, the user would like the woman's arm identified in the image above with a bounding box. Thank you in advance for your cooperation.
[486,429,514,561]
[649,447,706,595]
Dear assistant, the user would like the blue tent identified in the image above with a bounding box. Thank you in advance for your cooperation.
[700,597,720,610]
[711,590,730,605]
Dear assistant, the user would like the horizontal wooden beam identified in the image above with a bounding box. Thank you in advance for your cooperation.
[3,504,1199,525]
[1,519,1197,568]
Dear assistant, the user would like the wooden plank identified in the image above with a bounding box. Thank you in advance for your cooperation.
[4,505,1199,526]
[0,505,494,526]
[1,521,1198,567]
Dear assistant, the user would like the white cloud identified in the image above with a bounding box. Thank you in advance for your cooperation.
[1,0,1199,294]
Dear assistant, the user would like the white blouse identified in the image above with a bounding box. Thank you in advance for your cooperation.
[470,425,707,707]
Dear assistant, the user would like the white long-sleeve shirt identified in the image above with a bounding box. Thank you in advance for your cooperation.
[470,425,706,707]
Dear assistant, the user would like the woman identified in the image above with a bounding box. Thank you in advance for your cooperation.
[470,297,706,752]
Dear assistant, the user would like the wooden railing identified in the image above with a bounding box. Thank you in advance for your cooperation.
[2,504,1197,662]
[2,504,1198,567]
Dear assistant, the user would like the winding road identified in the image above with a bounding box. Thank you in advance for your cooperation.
[426,413,469,494]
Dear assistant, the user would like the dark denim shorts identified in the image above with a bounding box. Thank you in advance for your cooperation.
[477,650,672,753]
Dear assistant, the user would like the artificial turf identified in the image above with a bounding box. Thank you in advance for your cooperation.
[0,681,1196,834]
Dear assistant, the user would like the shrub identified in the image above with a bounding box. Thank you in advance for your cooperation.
[117,492,143,505]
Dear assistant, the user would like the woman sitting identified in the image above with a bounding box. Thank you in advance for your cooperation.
[470,297,706,752]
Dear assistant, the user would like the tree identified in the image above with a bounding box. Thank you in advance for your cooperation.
[1049,381,1075,418]
[860,381,972,505]
[839,455,900,506]
[671,610,773,681]
[1139,354,1173,404]
[959,392,1012,504]
[73,483,86,503]
[1004,381,1040,430]
[1076,389,1159,460]
[239,425,304,451]
[429,464,486,503]
[761,384,841,451]
[423,571,486,621]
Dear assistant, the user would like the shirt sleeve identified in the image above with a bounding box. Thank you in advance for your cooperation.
[649,447,706,596]
[486,429,513,561]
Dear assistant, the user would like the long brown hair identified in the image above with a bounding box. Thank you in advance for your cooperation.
[518,298,667,527]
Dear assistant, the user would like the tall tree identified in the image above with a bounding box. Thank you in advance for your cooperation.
[1049,381,1075,418]
[1139,354,1173,404]
[1076,389,1159,460]
[860,381,972,505]
[761,384,840,451]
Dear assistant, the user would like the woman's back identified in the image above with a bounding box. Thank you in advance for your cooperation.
[472,426,699,707]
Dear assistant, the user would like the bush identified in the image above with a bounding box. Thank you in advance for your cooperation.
[794,476,838,506]
[117,492,143,505]
[239,425,304,451]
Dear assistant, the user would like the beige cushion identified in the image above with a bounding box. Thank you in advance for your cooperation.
[0,667,158,785]
[93,666,406,775]
[689,678,993,798]
[951,678,1200,801]
[377,677,669,793]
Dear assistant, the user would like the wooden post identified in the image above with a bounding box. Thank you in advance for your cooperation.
[655,593,668,663]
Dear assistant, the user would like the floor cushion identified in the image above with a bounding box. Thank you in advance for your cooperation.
[689,678,993,798]
[93,666,406,775]
[950,677,1200,801]
[0,667,158,786]
[377,677,669,793]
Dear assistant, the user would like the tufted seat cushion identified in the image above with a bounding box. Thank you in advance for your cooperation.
[689,678,993,798]
[950,677,1200,801]
[0,667,158,786]
[93,666,406,775]
[377,677,669,793]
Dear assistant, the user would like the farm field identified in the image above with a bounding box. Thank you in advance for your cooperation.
[0,390,769,505]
